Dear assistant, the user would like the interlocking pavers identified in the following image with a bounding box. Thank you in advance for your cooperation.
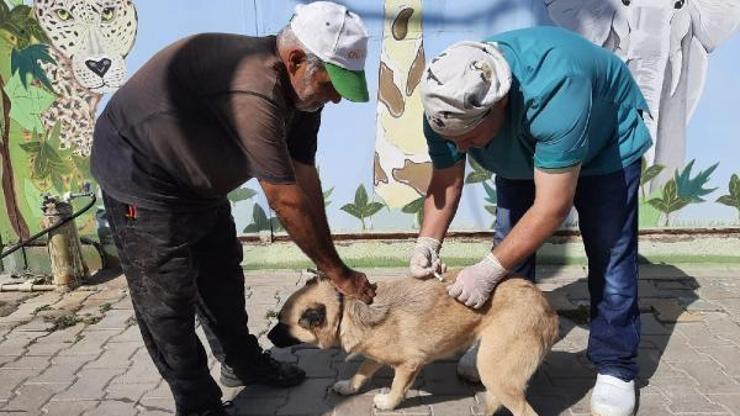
[0,264,738,415]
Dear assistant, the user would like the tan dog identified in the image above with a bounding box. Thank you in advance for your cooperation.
[267,272,559,416]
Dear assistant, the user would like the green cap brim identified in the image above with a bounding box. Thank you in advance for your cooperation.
[325,62,369,103]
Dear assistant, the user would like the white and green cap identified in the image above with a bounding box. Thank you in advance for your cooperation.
[290,1,369,102]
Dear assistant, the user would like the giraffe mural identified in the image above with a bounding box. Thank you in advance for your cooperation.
[374,0,432,209]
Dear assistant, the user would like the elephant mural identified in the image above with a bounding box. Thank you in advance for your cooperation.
[544,0,740,189]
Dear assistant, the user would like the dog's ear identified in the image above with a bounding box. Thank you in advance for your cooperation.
[298,303,326,329]
[304,271,329,286]
[305,276,320,286]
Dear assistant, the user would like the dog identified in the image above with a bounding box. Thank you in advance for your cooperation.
[267,271,559,416]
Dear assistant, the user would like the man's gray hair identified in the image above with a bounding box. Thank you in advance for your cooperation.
[277,26,324,75]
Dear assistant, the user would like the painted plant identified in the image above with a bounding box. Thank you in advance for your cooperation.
[465,158,497,228]
[647,159,719,227]
[716,174,740,224]
[341,184,385,231]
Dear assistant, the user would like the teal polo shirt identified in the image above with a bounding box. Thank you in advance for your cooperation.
[425,26,653,179]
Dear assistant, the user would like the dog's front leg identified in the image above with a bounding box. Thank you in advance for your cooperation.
[333,359,383,396]
[373,363,421,411]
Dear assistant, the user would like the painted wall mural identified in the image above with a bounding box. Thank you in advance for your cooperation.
[544,0,740,227]
[2,0,739,247]
[0,0,137,248]
[374,0,432,213]
[545,0,740,191]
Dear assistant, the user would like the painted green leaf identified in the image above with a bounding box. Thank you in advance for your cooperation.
[402,196,425,226]
[323,186,334,207]
[716,174,740,209]
[340,203,363,220]
[4,72,55,131]
[18,124,73,194]
[717,195,740,209]
[242,223,260,233]
[71,154,91,177]
[243,203,274,233]
[465,157,492,184]
[482,181,497,205]
[363,201,385,218]
[402,196,424,214]
[253,204,270,230]
[647,179,690,215]
[465,171,489,184]
[484,205,497,216]
[228,187,258,203]
[269,217,284,233]
[354,184,368,208]
[1,4,46,48]
[674,159,718,203]
[469,157,488,173]
[640,164,664,187]
[11,44,55,91]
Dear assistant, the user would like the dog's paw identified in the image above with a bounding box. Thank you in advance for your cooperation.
[332,380,358,396]
[373,393,400,410]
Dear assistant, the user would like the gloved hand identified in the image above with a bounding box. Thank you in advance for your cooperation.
[447,253,508,309]
[409,237,446,278]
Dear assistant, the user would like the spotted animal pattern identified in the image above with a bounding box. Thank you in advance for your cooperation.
[34,0,138,155]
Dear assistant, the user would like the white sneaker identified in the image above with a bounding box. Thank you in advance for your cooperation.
[590,374,636,416]
[456,343,480,383]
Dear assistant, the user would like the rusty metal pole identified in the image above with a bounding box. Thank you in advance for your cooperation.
[42,197,89,290]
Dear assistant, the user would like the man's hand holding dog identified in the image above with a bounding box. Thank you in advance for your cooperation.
[409,237,446,278]
[447,253,508,309]
[328,268,376,304]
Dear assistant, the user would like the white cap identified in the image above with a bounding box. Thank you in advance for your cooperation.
[421,41,512,136]
[290,1,369,102]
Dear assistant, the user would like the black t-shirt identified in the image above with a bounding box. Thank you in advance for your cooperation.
[91,33,321,211]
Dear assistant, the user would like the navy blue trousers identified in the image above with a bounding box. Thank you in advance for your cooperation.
[493,161,641,381]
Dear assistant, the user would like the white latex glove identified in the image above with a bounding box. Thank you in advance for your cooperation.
[409,237,446,278]
[447,253,507,309]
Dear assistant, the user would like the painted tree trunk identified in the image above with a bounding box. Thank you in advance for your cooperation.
[0,75,30,240]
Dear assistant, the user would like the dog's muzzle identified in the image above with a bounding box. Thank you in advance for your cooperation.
[267,322,302,348]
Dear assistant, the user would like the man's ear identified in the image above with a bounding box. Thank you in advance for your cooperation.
[298,303,326,329]
[286,48,307,75]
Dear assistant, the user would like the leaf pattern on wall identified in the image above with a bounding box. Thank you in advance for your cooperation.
[341,184,385,230]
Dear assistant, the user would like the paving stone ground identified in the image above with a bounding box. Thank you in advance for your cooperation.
[1,264,739,416]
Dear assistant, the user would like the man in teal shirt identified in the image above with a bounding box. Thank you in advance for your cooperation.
[410,26,651,416]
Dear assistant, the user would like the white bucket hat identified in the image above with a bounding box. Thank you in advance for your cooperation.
[290,1,370,102]
[420,41,512,136]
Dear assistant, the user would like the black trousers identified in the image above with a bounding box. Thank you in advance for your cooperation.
[103,193,261,412]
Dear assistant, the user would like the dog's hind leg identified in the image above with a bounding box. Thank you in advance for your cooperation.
[480,391,502,416]
[373,362,421,411]
[333,359,383,396]
[477,334,541,416]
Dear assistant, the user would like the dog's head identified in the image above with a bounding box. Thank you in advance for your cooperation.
[267,275,343,349]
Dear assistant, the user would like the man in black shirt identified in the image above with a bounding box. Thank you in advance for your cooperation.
[91,2,374,415]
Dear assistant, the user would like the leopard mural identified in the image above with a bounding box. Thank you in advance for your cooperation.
[33,0,138,155]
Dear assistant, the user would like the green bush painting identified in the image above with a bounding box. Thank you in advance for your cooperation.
[465,158,497,228]
[341,184,384,231]
[716,174,740,223]
[243,203,283,234]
